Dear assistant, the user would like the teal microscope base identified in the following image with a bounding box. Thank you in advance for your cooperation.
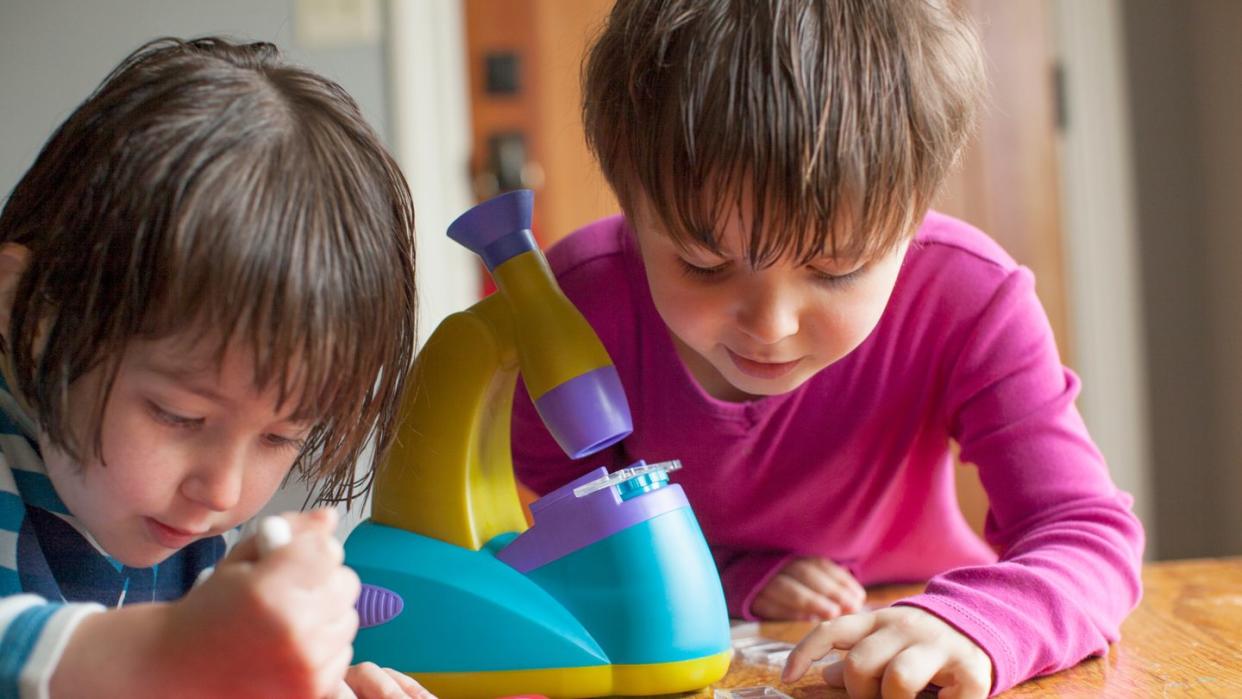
[345,509,731,696]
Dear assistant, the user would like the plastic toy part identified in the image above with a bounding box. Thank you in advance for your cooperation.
[356,583,404,629]
[730,626,843,669]
[345,192,730,697]
[737,640,796,667]
[616,468,670,500]
[497,464,688,573]
[367,190,633,551]
[255,516,292,556]
[573,459,682,498]
[409,651,733,698]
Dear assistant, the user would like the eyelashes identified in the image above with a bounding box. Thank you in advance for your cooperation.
[677,258,864,288]
[678,259,730,278]
[146,400,307,452]
[148,401,204,429]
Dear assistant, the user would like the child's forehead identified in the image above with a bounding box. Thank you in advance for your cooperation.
[124,332,314,414]
[639,204,879,267]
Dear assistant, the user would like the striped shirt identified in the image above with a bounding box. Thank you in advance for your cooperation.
[0,376,228,698]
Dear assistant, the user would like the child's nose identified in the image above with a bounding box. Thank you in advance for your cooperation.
[181,445,246,512]
[736,286,800,344]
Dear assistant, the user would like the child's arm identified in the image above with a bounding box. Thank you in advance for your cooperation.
[48,509,359,698]
[900,268,1144,692]
[0,596,103,697]
[788,267,1144,696]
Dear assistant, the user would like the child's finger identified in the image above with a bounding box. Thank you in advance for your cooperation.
[812,558,867,604]
[880,645,947,699]
[840,628,913,699]
[287,593,358,665]
[822,659,846,686]
[782,612,878,682]
[930,655,991,699]
[344,662,397,699]
[221,530,264,563]
[219,509,339,565]
[261,528,346,586]
[785,559,839,596]
[771,573,841,619]
[787,560,860,612]
[317,644,356,698]
[283,507,340,536]
[345,662,431,699]
[382,667,435,698]
[751,591,804,621]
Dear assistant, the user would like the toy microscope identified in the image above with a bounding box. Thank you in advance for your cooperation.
[343,190,731,698]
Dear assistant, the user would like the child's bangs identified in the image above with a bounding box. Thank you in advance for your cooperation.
[645,158,918,268]
[143,124,415,502]
[633,58,926,268]
[587,0,984,268]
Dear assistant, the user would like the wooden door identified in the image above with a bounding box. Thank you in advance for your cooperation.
[465,1,1068,535]
[463,0,618,248]
[938,0,1067,536]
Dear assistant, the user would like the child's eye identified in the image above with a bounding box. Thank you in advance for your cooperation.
[261,433,306,452]
[147,402,204,429]
[809,264,864,287]
[678,258,730,279]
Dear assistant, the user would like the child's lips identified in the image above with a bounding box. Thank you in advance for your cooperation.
[146,517,208,548]
[726,348,803,379]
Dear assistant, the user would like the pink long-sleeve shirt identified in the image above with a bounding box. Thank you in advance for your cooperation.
[511,212,1144,695]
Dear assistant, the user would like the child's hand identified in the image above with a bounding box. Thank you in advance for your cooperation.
[160,508,361,698]
[333,662,436,698]
[752,556,867,621]
[781,607,993,699]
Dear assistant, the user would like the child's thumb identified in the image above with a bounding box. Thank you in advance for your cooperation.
[214,509,341,570]
[286,507,340,536]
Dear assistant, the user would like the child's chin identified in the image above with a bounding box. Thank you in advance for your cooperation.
[112,544,180,570]
[725,371,809,398]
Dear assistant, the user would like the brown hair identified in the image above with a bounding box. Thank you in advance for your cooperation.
[0,37,417,506]
[583,0,985,265]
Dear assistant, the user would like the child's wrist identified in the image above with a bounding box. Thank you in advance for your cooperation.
[49,602,175,698]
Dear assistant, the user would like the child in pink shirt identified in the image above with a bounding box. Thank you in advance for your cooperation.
[512,1,1144,696]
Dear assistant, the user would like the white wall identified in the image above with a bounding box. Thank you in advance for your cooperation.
[386,0,477,351]
[0,0,389,199]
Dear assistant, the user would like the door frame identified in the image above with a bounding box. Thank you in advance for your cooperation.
[1053,0,1152,539]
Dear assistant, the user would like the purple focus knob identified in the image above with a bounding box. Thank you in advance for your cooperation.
[356,583,404,628]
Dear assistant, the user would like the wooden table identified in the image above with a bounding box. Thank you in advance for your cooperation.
[695,557,1242,697]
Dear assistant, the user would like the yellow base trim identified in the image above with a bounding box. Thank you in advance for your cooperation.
[410,649,733,699]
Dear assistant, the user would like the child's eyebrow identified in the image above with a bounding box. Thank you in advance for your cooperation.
[146,361,319,428]
[143,362,233,406]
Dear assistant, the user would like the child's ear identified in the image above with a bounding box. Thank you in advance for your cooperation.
[0,243,31,346]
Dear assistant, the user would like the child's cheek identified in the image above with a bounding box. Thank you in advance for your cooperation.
[240,463,293,517]
[98,405,186,503]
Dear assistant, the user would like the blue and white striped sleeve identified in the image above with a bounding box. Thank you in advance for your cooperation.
[1,447,103,698]
[0,595,102,699]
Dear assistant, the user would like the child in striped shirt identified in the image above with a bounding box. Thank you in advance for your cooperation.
[0,38,429,698]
